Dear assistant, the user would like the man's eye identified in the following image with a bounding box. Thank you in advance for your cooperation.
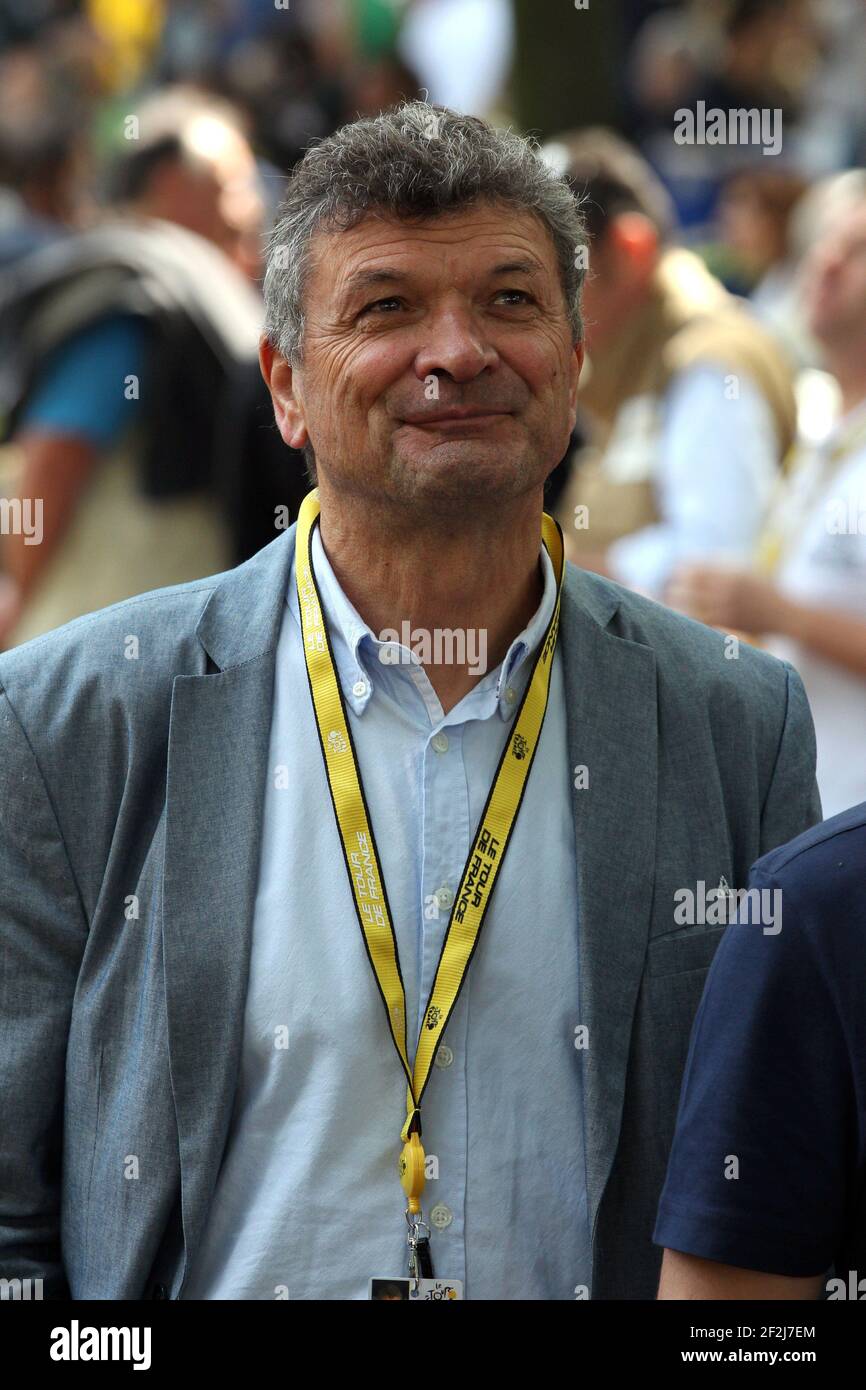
[360,297,403,315]
[495,289,534,306]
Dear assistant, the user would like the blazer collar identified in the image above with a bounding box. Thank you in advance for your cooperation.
[194,520,626,673]
[195,528,296,672]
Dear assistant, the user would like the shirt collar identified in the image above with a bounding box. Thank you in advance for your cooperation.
[289,523,558,721]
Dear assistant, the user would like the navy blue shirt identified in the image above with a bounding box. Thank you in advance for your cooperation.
[654,803,866,1281]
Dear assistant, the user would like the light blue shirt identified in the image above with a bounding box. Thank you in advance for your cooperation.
[181,524,589,1300]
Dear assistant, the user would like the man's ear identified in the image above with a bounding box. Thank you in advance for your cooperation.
[568,338,584,431]
[608,211,659,282]
[259,336,308,449]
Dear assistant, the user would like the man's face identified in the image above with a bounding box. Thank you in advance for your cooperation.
[264,203,582,517]
[803,202,866,351]
[577,214,659,352]
[145,117,265,277]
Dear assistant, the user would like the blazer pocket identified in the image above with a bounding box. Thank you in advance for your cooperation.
[647,923,728,978]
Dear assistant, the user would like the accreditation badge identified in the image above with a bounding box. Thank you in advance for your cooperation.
[369,1277,463,1301]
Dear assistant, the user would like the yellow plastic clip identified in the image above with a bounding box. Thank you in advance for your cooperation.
[400,1105,421,1143]
[398,1132,426,1214]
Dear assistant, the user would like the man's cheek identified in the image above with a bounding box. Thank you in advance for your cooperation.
[508,337,568,389]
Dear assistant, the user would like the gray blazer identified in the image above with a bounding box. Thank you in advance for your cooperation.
[0,524,821,1300]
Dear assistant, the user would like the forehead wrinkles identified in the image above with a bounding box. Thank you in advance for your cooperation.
[307,211,558,312]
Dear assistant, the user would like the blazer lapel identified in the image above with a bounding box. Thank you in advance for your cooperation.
[560,566,658,1238]
[162,528,297,1290]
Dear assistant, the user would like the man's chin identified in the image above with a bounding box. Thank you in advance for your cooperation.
[378,442,547,519]
[400,437,513,465]
[388,440,536,498]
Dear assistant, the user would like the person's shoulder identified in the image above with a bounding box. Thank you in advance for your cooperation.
[0,527,295,738]
[0,570,222,704]
[753,801,866,894]
[725,805,866,980]
[0,572,231,814]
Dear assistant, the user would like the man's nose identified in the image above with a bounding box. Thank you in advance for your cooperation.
[413,307,499,383]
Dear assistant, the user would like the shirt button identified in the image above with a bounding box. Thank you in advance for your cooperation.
[434,1045,454,1068]
[431,732,449,754]
[435,886,453,910]
[352,679,367,697]
[429,1204,453,1230]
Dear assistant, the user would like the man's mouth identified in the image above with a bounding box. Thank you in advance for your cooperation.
[401,410,511,429]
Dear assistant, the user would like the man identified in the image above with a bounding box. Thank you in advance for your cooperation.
[0,101,820,1301]
[655,801,866,1300]
[0,86,274,649]
[0,46,85,267]
[668,195,866,817]
[543,129,796,598]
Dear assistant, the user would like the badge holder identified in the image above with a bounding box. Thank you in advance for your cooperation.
[401,1129,434,1283]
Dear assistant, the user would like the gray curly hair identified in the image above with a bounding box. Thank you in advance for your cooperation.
[262,100,588,369]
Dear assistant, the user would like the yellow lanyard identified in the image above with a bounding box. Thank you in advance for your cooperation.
[294,488,565,1224]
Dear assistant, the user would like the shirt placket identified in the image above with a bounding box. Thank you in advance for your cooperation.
[416,698,487,1287]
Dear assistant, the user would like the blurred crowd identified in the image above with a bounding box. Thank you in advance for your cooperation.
[0,0,865,818]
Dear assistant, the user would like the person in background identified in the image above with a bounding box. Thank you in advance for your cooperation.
[714,168,809,345]
[0,43,90,266]
[0,85,270,649]
[668,194,866,818]
[103,83,265,281]
[543,129,797,600]
[793,0,866,177]
[630,0,816,234]
[655,800,866,1300]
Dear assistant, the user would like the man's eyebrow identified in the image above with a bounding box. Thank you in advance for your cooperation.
[487,259,543,278]
[340,258,544,302]
[340,268,411,300]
